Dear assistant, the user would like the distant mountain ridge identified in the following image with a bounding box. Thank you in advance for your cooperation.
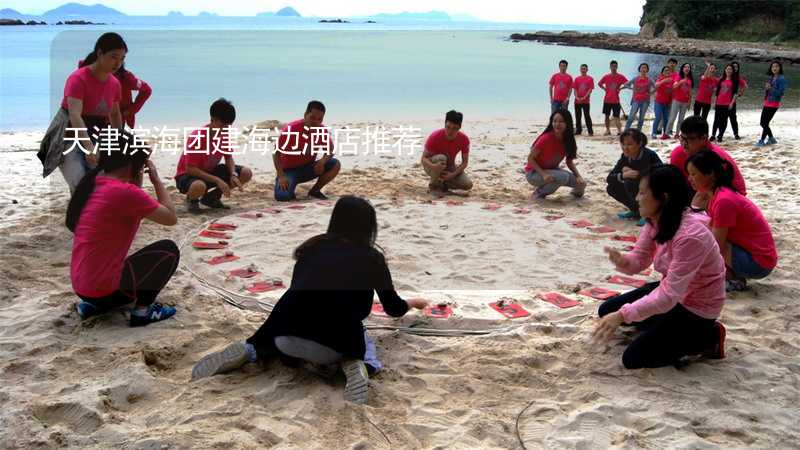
[257,7,301,17]
[42,3,125,18]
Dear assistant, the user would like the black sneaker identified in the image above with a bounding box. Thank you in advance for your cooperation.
[308,190,328,200]
[186,198,202,214]
[200,196,230,209]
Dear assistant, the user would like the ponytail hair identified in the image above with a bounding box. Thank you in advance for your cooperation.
[79,32,128,68]
[644,164,691,244]
[685,150,736,193]
[65,130,149,232]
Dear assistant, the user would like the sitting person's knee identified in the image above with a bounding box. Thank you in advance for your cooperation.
[188,180,207,196]
[239,167,253,183]
[621,350,644,370]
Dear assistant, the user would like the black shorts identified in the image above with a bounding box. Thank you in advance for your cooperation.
[602,103,621,117]
[175,164,243,194]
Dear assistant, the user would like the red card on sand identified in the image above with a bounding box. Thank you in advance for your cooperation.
[544,215,564,221]
[193,241,228,250]
[228,268,261,279]
[489,300,530,318]
[607,275,647,288]
[315,201,334,207]
[482,203,502,211]
[447,200,464,206]
[590,226,616,233]
[424,304,453,318]
[371,303,387,316]
[612,234,638,243]
[287,204,306,210]
[209,223,237,231]
[578,286,620,300]
[206,254,240,265]
[623,245,635,252]
[261,207,281,214]
[246,280,283,294]
[538,292,581,308]
[514,207,531,214]
[570,219,593,228]
[238,212,263,219]
[200,230,232,239]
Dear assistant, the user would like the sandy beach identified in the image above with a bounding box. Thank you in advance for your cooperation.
[1,109,799,448]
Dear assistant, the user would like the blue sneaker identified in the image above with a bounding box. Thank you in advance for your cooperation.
[617,210,636,219]
[755,139,766,147]
[130,302,176,327]
[726,279,747,292]
[636,218,647,227]
[75,301,98,320]
[767,137,778,145]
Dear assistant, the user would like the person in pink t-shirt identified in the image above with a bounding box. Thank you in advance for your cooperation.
[524,110,586,200]
[421,110,473,192]
[621,63,656,131]
[667,57,679,79]
[598,60,628,136]
[710,64,739,142]
[549,60,573,113]
[68,131,180,327]
[593,165,727,369]
[174,98,253,213]
[114,65,152,129]
[572,64,595,136]
[666,63,694,138]
[724,61,747,140]
[686,150,777,292]
[652,66,674,140]
[693,62,718,120]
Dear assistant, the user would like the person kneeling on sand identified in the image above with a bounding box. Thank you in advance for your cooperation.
[524,110,586,200]
[606,129,662,226]
[593,165,727,369]
[69,131,180,327]
[191,196,428,404]
[421,110,473,193]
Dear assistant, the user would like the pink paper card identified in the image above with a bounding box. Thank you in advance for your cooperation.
[261,207,281,214]
[589,226,616,233]
[446,200,464,206]
[578,286,620,300]
[570,219,593,228]
[286,204,306,210]
[206,254,240,265]
[612,234,638,243]
[228,267,261,279]
[424,304,453,319]
[193,241,229,250]
[606,275,647,288]
[538,292,581,309]
[238,212,263,219]
[489,299,531,318]
[482,203,502,211]
[544,214,564,221]
[200,230,232,240]
[208,223,237,231]
[246,280,284,294]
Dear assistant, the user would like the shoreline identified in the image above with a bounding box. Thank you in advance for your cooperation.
[509,31,800,64]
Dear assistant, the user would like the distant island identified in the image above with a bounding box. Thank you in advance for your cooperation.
[42,2,125,18]
[256,7,301,18]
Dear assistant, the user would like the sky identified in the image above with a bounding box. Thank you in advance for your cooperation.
[3,0,646,27]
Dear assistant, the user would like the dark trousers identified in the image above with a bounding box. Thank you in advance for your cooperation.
[606,176,640,215]
[79,240,180,312]
[693,101,711,120]
[712,105,730,139]
[598,282,717,369]
[574,103,593,134]
[760,107,779,141]
[727,102,739,137]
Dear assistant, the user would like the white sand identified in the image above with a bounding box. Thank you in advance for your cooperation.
[1,110,799,448]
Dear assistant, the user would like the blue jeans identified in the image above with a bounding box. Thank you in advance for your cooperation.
[274,157,339,201]
[551,100,566,114]
[731,244,773,280]
[652,102,671,137]
[625,100,649,131]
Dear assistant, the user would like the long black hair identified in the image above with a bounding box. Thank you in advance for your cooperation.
[767,60,784,76]
[716,63,739,97]
[686,150,736,193]
[78,32,128,68]
[619,128,648,147]
[679,62,694,87]
[535,109,577,160]
[65,130,149,232]
[643,164,691,244]
[294,196,380,260]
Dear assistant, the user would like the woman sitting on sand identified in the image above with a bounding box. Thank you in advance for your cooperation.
[68,131,179,327]
[191,196,428,404]
[593,165,727,369]
[524,110,586,200]
[686,150,778,292]
[606,129,662,226]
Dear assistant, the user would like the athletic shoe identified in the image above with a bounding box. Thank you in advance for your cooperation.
[716,136,724,143]
[129,302,176,327]
[75,301,98,320]
[725,279,747,292]
[767,137,778,145]
[709,136,716,142]
[651,134,658,140]
[636,218,646,227]
[755,139,767,147]
[704,321,726,359]
[200,197,230,209]
[342,359,369,404]
[186,198,201,214]
[734,135,741,140]
[660,134,669,140]
[308,190,328,200]
[191,341,250,380]
[617,210,636,219]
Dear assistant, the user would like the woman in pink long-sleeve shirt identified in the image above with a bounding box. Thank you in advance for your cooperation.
[593,164,727,369]
[114,65,152,128]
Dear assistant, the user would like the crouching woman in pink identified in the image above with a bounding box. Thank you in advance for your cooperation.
[593,165,727,369]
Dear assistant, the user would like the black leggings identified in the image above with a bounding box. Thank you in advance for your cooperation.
[79,240,180,312]
[727,102,739,137]
[760,106,779,141]
[606,177,640,215]
[712,105,730,139]
[574,103,593,134]
[598,282,718,369]
[693,101,711,120]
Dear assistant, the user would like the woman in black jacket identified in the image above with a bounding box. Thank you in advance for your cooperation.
[192,196,427,404]
[607,129,663,225]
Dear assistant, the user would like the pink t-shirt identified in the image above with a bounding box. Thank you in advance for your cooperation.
[673,77,693,103]
[525,131,567,172]
[655,74,674,105]
[277,118,335,170]
[117,71,152,128]
[174,124,231,178]
[424,129,470,169]
[708,187,778,270]
[598,73,628,104]
[695,76,718,104]
[716,79,735,106]
[573,75,594,104]
[631,76,654,102]
[669,143,746,196]
[60,66,122,117]
[71,177,160,297]
[671,72,681,82]
[619,211,726,323]
[549,73,574,102]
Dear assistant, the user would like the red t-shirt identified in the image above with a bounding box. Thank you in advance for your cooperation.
[549,73,574,102]
[277,119,335,170]
[671,72,681,82]
[716,79,735,106]
[673,77,693,103]
[695,76,718,104]
[117,71,152,128]
[631,76,654,102]
[424,129,469,168]
[598,73,628,104]
[174,124,231,178]
[655,75,674,105]
[71,177,160,297]
[708,187,777,269]
[525,131,567,172]
[573,75,594,104]
[669,143,746,196]
[60,66,121,117]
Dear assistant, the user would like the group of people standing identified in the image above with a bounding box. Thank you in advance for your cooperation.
[37,32,781,405]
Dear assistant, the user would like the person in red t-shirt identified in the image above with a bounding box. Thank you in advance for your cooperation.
[524,110,586,200]
[274,100,340,201]
[421,110,473,192]
[725,61,747,140]
[667,57,679,81]
[549,60,573,113]
[652,66,674,140]
[686,150,777,292]
[710,64,739,143]
[693,62,718,120]
[666,63,694,138]
[598,60,628,136]
[113,65,152,129]
[174,98,253,213]
[621,63,656,132]
[572,64,595,136]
